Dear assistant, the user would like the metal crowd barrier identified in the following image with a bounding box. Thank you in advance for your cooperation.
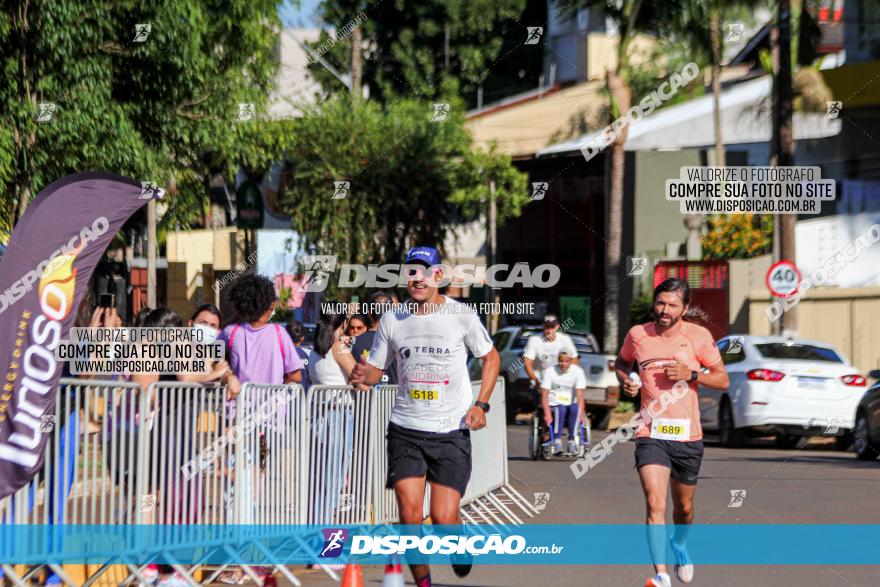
[369,378,535,526]
[305,385,376,526]
[371,385,399,525]
[198,382,308,586]
[0,379,142,528]
[0,377,532,585]
[460,379,537,526]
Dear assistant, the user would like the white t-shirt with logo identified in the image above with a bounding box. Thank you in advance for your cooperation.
[540,364,587,406]
[523,332,578,376]
[367,297,494,433]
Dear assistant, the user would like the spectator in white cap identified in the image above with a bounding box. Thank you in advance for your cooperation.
[523,314,578,389]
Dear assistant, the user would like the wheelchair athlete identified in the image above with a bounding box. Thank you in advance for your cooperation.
[539,351,589,456]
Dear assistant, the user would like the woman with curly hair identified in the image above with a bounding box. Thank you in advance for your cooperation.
[218,274,303,385]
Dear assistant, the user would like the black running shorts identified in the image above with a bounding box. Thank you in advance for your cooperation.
[386,421,472,496]
[634,437,704,486]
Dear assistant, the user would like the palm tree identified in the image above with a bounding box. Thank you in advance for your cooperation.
[670,1,829,166]
[663,0,763,167]
[558,0,649,352]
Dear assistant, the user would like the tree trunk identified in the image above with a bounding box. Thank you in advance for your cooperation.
[12,3,36,226]
[13,183,32,226]
[710,9,726,167]
[603,69,631,353]
[351,27,362,98]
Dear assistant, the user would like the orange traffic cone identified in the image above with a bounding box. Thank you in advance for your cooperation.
[341,564,364,587]
[382,555,405,587]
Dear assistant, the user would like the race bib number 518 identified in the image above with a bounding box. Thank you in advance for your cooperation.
[410,388,440,401]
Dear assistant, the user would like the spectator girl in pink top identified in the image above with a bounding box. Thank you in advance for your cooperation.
[218,274,303,385]
[215,275,302,584]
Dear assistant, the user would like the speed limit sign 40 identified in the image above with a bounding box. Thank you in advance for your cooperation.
[766,260,801,298]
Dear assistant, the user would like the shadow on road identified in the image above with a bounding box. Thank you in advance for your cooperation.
[706,452,879,469]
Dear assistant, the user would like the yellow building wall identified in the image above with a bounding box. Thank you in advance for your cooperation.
[586,33,658,81]
[747,287,880,373]
[165,228,247,316]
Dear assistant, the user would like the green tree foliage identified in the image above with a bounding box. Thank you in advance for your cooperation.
[308,0,530,103]
[629,291,654,325]
[0,0,290,234]
[702,214,773,260]
[470,0,546,108]
[280,95,529,297]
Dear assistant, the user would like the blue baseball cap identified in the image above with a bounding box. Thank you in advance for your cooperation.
[405,246,442,267]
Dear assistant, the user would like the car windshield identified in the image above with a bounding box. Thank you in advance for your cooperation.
[570,335,597,353]
[754,343,843,363]
[512,330,538,350]
[511,330,597,353]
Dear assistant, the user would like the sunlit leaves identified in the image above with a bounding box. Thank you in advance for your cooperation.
[0,0,284,233]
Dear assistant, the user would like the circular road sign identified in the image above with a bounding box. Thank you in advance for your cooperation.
[766,260,801,298]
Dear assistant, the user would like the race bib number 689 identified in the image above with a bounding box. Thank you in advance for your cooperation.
[650,418,690,441]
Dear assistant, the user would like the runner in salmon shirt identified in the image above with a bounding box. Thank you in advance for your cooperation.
[614,278,730,587]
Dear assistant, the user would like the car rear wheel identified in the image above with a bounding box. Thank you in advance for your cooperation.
[718,400,744,447]
[834,430,854,452]
[854,412,878,461]
[775,434,800,449]
[590,408,611,431]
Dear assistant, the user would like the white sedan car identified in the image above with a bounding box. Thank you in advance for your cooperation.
[699,335,868,448]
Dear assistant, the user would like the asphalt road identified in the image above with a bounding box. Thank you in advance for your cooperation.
[286,424,880,587]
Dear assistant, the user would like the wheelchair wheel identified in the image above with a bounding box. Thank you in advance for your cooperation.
[576,415,592,457]
[528,415,541,461]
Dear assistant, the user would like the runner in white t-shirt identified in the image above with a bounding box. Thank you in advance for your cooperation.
[523,314,578,388]
[540,351,588,455]
[350,246,500,587]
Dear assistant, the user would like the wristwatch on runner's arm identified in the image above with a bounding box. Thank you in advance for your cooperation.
[689,370,699,382]
[474,401,491,413]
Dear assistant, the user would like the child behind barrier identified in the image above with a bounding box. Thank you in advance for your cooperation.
[215,276,302,584]
[218,275,302,387]
[287,320,313,391]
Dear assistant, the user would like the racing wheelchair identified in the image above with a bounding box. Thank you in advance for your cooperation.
[527,387,591,460]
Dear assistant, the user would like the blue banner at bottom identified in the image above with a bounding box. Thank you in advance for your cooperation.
[1,524,879,565]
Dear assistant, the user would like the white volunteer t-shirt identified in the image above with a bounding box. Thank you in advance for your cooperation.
[540,364,587,406]
[308,352,347,386]
[367,296,494,433]
[523,332,578,375]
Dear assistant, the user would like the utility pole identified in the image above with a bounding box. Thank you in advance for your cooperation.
[774,0,797,336]
[487,180,498,334]
[146,199,157,307]
[710,8,726,168]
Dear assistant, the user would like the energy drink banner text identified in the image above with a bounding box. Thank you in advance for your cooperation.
[0,172,160,498]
